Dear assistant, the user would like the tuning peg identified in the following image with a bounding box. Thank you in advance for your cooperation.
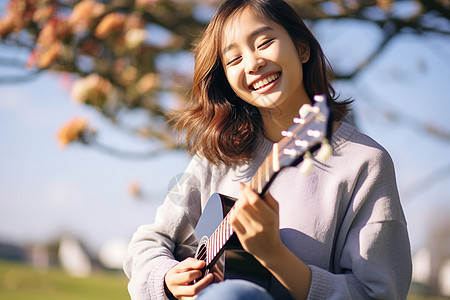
[281,130,293,137]
[307,129,322,138]
[316,139,332,162]
[293,117,305,124]
[299,151,314,174]
[295,140,309,149]
[299,104,312,119]
[284,148,297,157]
[299,103,320,119]
[314,94,325,103]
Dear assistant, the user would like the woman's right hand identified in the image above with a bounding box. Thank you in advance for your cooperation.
[164,258,214,299]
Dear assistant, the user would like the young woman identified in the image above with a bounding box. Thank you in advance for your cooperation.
[123,0,412,299]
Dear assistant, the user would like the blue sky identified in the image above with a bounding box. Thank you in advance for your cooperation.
[1,4,449,256]
[0,74,192,251]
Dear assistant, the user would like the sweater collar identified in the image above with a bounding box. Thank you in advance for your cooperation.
[234,121,356,180]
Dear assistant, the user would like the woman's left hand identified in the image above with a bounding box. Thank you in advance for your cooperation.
[230,182,283,266]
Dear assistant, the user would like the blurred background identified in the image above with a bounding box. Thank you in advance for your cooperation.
[0,0,449,299]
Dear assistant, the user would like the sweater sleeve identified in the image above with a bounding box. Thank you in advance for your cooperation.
[307,145,412,300]
[123,156,206,300]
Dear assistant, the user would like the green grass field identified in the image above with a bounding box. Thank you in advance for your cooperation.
[0,260,129,300]
[1,259,448,300]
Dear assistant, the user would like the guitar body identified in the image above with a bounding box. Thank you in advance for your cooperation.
[194,193,293,300]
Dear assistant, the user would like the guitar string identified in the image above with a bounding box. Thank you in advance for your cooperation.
[195,211,233,262]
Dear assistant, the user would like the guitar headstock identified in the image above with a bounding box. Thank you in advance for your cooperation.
[277,94,333,174]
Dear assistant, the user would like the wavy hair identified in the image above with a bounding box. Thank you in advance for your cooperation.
[170,0,351,166]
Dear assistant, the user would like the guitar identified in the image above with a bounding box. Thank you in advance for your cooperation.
[193,95,333,299]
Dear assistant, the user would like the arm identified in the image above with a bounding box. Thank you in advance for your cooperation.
[232,149,412,300]
[231,183,311,300]
[124,203,200,299]
[123,157,206,300]
[307,150,412,300]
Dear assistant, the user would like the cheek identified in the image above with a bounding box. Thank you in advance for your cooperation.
[226,68,244,92]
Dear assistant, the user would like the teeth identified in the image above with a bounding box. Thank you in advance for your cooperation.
[252,73,279,90]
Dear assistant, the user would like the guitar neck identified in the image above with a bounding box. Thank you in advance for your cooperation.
[204,209,233,266]
[249,142,282,197]
[203,143,282,266]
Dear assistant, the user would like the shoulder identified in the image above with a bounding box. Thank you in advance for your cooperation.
[330,124,404,223]
[333,122,387,153]
[189,133,272,179]
[332,122,394,169]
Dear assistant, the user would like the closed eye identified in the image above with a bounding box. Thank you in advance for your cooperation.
[226,56,242,66]
[257,38,275,49]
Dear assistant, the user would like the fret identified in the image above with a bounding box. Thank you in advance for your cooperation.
[208,246,211,265]
[216,224,220,255]
[224,220,228,242]
[210,233,215,263]
[207,239,211,264]
[215,231,219,257]
[212,231,217,259]
[226,216,233,240]
[227,222,231,240]
[220,222,225,248]
[257,167,262,194]
[272,143,280,172]
[224,224,227,245]
[218,223,222,248]
[211,238,214,261]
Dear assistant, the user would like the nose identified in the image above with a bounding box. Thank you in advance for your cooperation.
[244,53,265,74]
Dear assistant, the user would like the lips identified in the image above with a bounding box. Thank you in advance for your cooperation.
[250,72,280,91]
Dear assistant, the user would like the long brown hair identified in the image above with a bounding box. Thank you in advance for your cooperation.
[170,0,351,166]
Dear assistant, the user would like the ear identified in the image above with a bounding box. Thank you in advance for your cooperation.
[297,41,310,63]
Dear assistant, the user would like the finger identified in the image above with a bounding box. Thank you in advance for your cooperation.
[230,204,247,233]
[235,194,270,226]
[233,206,268,241]
[239,183,276,216]
[239,182,261,206]
[264,192,279,212]
[171,269,204,286]
[236,184,263,221]
[175,258,205,273]
[175,273,214,297]
[230,213,247,235]
[166,258,206,288]
[232,194,257,228]
[193,273,214,291]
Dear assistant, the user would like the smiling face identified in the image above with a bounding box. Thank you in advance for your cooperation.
[221,7,310,118]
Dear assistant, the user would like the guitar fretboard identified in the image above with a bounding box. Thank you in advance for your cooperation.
[203,143,285,266]
[204,210,233,266]
[249,143,280,195]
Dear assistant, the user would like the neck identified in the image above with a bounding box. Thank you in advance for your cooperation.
[259,91,311,142]
[260,110,298,142]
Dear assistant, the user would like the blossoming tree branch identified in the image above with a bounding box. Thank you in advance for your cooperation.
[0,0,448,157]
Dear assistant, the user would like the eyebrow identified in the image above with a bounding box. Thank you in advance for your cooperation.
[222,25,274,56]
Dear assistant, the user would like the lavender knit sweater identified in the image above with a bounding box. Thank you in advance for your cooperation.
[123,122,412,300]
